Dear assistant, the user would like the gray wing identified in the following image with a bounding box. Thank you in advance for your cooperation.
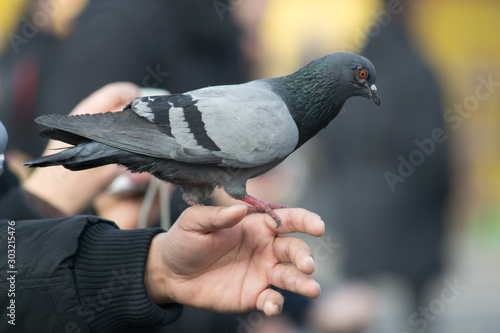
[36,81,299,168]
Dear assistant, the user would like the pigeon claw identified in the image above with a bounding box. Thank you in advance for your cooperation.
[240,195,289,229]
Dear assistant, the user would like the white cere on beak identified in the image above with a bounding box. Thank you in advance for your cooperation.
[370,84,377,92]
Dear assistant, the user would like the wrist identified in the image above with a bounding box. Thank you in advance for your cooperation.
[145,233,174,305]
[74,222,182,330]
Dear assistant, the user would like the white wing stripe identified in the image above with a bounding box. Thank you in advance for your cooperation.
[169,104,203,150]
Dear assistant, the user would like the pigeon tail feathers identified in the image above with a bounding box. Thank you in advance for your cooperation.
[24,141,136,171]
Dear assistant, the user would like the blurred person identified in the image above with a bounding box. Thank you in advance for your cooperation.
[0,82,147,224]
[0,0,244,158]
[1,0,245,223]
[0,0,248,245]
[304,3,449,332]
[0,0,63,159]
[229,0,449,332]
[236,0,449,331]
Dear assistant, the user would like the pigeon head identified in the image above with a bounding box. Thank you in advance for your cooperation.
[278,52,380,147]
[302,52,380,107]
[332,52,379,106]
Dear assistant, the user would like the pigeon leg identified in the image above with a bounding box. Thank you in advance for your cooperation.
[186,199,201,206]
[246,202,289,214]
[240,195,288,228]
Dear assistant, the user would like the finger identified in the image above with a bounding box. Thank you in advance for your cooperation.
[24,164,123,216]
[270,263,321,299]
[256,288,284,317]
[274,237,315,275]
[177,205,248,233]
[272,208,325,237]
[70,82,140,115]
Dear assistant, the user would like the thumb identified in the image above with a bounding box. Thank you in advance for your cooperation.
[177,205,248,233]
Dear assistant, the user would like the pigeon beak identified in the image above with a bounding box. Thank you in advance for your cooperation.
[367,84,380,106]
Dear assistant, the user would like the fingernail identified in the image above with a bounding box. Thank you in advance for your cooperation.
[264,301,279,317]
[307,256,315,269]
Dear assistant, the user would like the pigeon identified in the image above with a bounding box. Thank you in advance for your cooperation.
[0,121,7,177]
[25,52,380,227]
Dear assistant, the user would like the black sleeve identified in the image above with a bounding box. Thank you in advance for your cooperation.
[0,187,66,220]
[0,216,182,332]
[73,221,183,332]
[0,187,45,220]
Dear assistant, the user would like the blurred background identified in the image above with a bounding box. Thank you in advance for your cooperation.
[1,0,500,332]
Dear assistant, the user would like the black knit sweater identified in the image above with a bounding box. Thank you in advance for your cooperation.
[0,187,183,332]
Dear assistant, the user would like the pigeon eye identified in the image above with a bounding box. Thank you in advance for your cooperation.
[358,69,368,79]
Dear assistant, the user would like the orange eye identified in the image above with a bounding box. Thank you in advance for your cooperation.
[358,69,367,79]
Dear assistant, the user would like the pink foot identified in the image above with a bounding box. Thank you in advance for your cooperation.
[240,195,289,228]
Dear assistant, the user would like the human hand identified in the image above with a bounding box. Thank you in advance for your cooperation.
[145,205,324,317]
[23,82,140,216]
